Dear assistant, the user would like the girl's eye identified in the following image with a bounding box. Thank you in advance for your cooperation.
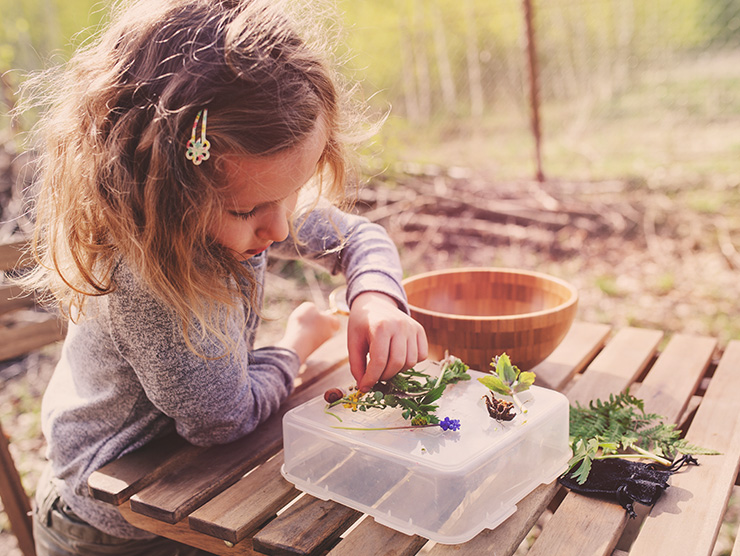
[230,209,257,220]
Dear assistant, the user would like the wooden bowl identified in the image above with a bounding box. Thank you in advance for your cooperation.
[403,268,578,371]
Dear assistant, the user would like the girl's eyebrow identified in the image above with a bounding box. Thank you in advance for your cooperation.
[229,182,307,213]
[230,193,287,212]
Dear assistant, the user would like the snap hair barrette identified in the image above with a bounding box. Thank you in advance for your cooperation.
[185,109,211,165]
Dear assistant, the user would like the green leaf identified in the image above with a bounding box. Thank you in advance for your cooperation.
[421,384,445,404]
[478,375,510,396]
[493,354,516,383]
[513,371,536,393]
[569,457,592,485]
[398,398,420,412]
[443,359,471,382]
[390,375,410,391]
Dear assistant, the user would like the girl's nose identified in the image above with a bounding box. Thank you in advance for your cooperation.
[255,204,290,243]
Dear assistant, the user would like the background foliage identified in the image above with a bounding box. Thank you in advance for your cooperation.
[2,0,740,181]
[338,0,740,181]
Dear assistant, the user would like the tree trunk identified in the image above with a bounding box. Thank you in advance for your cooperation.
[432,1,457,114]
[463,0,484,118]
[522,0,545,181]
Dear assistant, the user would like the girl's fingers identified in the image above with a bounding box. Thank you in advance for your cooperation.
[347,334,369,386]
[358,328,391,392]
[349,312,429,392]
[404,336,419,372]
[373,327,425,384]
[378,334,409,382]
[417,325,429,361]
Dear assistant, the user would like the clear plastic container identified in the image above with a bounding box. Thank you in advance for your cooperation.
[281,370,570,544]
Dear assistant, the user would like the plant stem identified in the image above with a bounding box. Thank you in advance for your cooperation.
[327,399,385,410]
[630,445,673,466]
[595,450,673,467]
[324,410,343,422]
[433,362,446,390]
[331,424,436,432]
[512,392,528,414]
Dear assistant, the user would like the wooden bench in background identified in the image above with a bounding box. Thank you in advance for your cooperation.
[1,238,67,556]
[0,240,66,360]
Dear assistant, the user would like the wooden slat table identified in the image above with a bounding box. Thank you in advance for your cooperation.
[88,322,740,556]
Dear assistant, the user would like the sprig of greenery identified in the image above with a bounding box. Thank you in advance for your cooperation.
[327,355,471,425]
[478,353,536,413]
[567,390,719,484]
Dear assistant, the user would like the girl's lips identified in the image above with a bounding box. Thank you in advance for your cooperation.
[244,245,270,257]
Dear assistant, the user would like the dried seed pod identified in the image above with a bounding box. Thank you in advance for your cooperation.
[483,393,516,422]
[324,388,345,404]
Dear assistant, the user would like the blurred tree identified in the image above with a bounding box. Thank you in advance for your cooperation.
[705,0,740,45]
[0,0,105,133]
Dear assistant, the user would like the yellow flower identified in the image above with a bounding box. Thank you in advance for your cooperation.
[343,391,363,411]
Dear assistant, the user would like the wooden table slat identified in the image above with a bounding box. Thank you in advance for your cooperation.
[188,453,298,543]
[325,516,428,556]
[119,502,257,556]
[533,321,611,391]
[632,333,717,422]
[535,496,629,556]
[88,434,198,504]
[527,332,719,556]
[130,436,276,524]
[629,340,740,556]
[563,326,663,404]
[252,494,361,556]
[130,364,353,523]
[424,481,562,556]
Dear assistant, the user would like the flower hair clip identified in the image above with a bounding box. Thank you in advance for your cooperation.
[185,109,211,165]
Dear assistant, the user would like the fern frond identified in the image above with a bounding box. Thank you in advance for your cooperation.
[567,390,720,483]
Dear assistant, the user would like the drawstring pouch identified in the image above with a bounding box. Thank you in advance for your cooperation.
[558,454,698,517]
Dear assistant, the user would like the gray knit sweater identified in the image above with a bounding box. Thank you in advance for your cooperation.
[40,207,408,538]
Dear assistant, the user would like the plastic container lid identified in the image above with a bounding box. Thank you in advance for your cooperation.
[281,370,570,544]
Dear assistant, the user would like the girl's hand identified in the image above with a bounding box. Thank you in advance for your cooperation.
[276,302,340,363]
[347,292,428,392]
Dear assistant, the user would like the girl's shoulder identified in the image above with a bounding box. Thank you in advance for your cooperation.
[108,257,167,311]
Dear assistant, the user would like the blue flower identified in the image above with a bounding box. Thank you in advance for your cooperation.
[438,417,461,432]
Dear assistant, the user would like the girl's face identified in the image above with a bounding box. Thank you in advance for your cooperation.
[211,120,328,260]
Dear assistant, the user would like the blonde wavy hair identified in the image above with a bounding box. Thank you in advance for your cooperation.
[21,0,362,353]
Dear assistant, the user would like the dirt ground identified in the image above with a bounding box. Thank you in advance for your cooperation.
[1,165,739,554]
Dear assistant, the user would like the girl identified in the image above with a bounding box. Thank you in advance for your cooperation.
[22,0,427,554]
